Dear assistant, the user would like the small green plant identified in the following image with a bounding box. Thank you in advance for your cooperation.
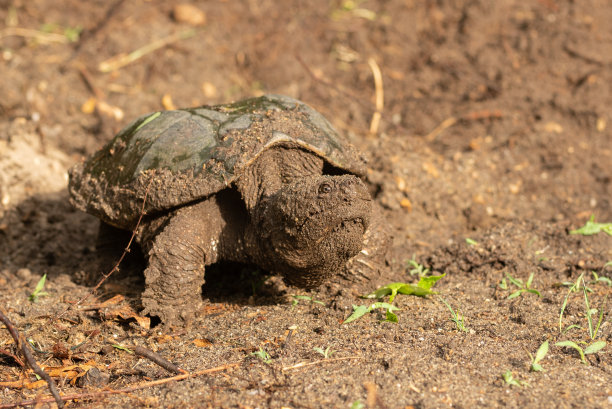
[344,302,400,324]
[527,340,549,372]
[291,295,325,307]
[502,370,529,387]
[554,340,606,365]
[557,273,607,364]
[569,215,612,236]
[250,347,272,364]
[438,297,468,332]
[465,238,478,246]
[406,256,430,277]
[590,271,612,287]
[28,274,49,302]
[112,344,134,353]
[362,274,446,302]
[40,23,82,42]
[313,346,334,359]
[349,401,365,409]
[500,272,541,299]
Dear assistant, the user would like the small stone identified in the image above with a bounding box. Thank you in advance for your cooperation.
[16,268,32,281]
[400,198,412,211]
[172,4,206,26]
[77,367,110,388]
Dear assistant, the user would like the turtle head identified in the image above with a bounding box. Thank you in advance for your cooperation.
[257,174,371,288]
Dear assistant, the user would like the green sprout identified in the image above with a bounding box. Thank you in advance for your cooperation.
[465,238,479,246]
[438,297,468,332]
[28,274,49,302]
[527,340,549,372]
[343,302,400,324]
[501,272,541,299]
[291,295,325,307]
[362,275,445,303]
[313,346,334,359]
[250,347,272,364]
[557,273,607,364]
[502,370,529,387]
[112,344,134,354]
[350,401,365,409]
[569,214,612,236]
[406,256,430,277]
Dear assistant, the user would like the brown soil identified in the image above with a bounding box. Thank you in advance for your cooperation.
[1,1,611,408]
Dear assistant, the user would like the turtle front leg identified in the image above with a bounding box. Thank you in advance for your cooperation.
[141,199,224,325]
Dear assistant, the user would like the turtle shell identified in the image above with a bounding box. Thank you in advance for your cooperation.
[68,94,366,229]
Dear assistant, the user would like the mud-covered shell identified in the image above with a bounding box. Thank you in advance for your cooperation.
[68,94,366,228]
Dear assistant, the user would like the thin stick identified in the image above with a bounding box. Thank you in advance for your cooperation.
[295,54,369,109]
[367,58,384,135]
[56,180,152,320]
[98,30,195,73]
[0,27,69,44]
[0,362,239,408]
[133,346,185,374]
[281,356,361,371]
[0,309,64,409]
[424,109,503,141]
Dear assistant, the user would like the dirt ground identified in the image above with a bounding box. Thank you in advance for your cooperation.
[1,0,611,408]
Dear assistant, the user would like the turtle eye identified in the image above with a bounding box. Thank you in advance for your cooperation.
[318,182,333,195]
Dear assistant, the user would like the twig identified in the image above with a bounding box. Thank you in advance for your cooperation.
[367,57,384,135]
[0,362,239,408]
[0,27,69,44]
[0,348,25,368]
[295,54,369,109]
[133,346,185,374]
[0,309,64,408]
[281,356,361,371]
[56,180,153,320]
[98,29,196,73]
[424,109,503,141]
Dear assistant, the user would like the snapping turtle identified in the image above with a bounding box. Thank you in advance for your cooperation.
[69,94,386,323]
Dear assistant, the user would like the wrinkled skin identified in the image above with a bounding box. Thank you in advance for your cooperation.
[118,147,385,324]
[254,175,372,288]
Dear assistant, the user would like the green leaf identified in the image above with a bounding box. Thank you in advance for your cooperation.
[344,304,370,324]
[343,303,400,324]
[350,401,365,409]
[499,278,508,290]
[561,324,582,334]
[530,363,543,372]
[555,340,586,364]
[526,272,534,288]
[385,310,398,322]
[507,290,523,299]
[584,341,606,355]
[505,273,523,288]
[112,344,134,354]
[362,276,445,301]
[416,274,446,291]
[570,215,612,236]
[502,370,528,387]
[465,238,478,246]
[29,274,49,302]
[533,340,549,364]
[526,289,541,297]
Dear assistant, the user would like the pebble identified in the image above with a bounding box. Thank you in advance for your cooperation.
[16,268,32,281]
[172,4,207,26]
[76,367,110,388]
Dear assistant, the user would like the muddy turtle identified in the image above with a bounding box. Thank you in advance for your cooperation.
[69,94,386,323]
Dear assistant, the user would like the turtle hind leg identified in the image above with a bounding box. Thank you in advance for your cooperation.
[140,199,226,325]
